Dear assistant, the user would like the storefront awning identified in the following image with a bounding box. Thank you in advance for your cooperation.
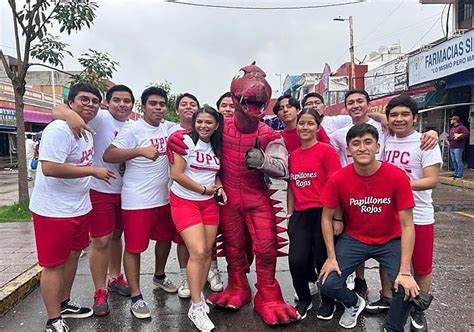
[24,110,52,124]
[419,102,474,113]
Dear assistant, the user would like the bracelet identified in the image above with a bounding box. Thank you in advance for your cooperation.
[216,186,223,191]
[201,186,207,195]
[398,272,412,277]
[333,218,343,222]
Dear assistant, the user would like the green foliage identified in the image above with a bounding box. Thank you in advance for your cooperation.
[30,34,73,69]
[70,49,119,92]
[0,200,31,222]
[135,81,179,123]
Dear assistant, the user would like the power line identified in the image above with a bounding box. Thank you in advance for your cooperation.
[409,17,441,52]
[164,0,365,10]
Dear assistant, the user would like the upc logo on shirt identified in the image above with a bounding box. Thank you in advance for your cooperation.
[349,197,391,214]
[80,148,94,164]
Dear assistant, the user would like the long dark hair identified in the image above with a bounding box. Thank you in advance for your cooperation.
[188,105,223,158]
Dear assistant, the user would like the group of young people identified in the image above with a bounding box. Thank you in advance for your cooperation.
[30,83,237,332]
[30,81,441,332]
[271,90,440,331]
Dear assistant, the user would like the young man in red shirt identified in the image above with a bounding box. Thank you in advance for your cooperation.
[273,94,330,153]
[319,123,420,331]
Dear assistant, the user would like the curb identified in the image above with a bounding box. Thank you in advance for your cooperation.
[439,176,474,190]
[0,264,42,316]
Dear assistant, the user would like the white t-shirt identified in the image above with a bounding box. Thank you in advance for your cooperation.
[112,118,170,210]
[88,109,127,194]
[29,120,94,217]
[384,131,443,225]
[25,138,36,159]
[329,118,386,166]
[321,115,352,134]
[171,135,220,201]
[168,123,186,135]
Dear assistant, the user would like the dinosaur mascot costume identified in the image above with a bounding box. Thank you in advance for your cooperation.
[169,62,298,325]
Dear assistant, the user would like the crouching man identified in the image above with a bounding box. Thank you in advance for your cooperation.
[318,123,420,331]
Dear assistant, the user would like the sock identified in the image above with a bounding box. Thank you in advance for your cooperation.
[154,273,165,281]
[192,300,204,309]
[210,260,218,271]
[131,294,143,303]
[46,317,61,325]
[60,299,70,309]
[180,268,187,280]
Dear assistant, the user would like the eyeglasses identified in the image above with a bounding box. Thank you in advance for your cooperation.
[77,96,101,106]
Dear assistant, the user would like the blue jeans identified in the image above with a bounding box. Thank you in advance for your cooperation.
[450,148,464,177]
[319,234,412,332]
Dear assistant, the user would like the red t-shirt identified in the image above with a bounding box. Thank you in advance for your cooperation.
[281,127,330,153]
[289,142,341,211]
[320,162,415,245]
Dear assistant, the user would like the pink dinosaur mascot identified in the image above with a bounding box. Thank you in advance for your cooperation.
[168,62,298,325]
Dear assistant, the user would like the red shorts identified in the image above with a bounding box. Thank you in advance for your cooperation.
[89,190,123,238]
[122,204,182,253]
[32,212,91,268]
[170,192,219,232]
[412,224,434,275]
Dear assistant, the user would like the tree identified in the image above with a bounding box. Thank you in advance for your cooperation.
[0,0,116,202]
[135,81,179,123]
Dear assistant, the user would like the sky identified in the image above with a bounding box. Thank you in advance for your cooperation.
[0,0,448,105]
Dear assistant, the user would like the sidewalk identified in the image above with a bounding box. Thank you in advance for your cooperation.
[439,168,474,190]
[0,222,40,316]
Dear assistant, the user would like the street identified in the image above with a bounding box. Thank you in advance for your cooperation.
[0,179,473,331]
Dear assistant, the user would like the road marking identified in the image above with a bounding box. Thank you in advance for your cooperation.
[455,211,474,220]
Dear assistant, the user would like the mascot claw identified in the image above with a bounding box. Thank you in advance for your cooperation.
[253,282,298,325]
[207,271,251,309]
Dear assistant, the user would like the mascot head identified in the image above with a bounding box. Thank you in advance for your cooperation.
[230,61,272,120]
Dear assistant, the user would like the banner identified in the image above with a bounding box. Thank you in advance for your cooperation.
[408,29,474,86]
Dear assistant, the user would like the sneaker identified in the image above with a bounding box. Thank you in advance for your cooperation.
[188,304,215,331]
[207,269,224,292]
[294,282,318,301]
[27,176,33,181]
[354,277,369,300]
[153,275,178,293]
[178,279,191,299]
[317,302,336,320]
[410,309,428,331]
[93,289,110,317]
[60,300,93,319]
[45,317,69,332]
[107,274,131,297]
[365,294,391,314]
[339,294,366,329]
[295,300,313,320]
[130,299,151,319]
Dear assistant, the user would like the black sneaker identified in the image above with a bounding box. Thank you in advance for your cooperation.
[316,302,336,320]
[296,300,313,320]
[354,277,369,300]
[60,300,93,319]
[45,317,69,331]
[410,309,428,331]
[365,294,391,314]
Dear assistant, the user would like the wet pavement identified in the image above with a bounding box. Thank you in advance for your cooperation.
[0,210,473,330]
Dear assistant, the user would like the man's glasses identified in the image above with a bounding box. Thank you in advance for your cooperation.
[77,96,100,106]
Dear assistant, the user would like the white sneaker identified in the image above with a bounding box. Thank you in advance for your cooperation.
[178,279,191,299]
[207,269,224,292]
[188,304,215,331]
[294,282,319,301]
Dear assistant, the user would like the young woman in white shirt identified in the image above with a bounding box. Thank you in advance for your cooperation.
[170,106,226,331]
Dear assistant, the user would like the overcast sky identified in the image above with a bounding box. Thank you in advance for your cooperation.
[1,0,447,105]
